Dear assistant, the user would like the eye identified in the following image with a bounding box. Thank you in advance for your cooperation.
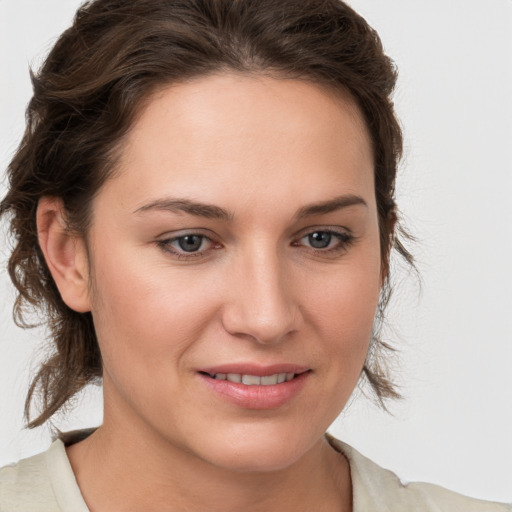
[306,231,334,249]
[176,234,205,252]
[157,233,218,259]
[296,229,354,253]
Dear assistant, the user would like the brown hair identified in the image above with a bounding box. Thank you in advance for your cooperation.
[1,0,412,428]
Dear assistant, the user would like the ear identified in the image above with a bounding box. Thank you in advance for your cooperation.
[37,197,91,313]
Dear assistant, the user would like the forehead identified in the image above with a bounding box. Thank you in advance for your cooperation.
[103,72,375,213]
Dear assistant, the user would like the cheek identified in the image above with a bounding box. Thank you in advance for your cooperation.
[88,255,228,434]
[282,265,378,431]
[88,249,219,376]
[301,254,381,380]
[321,285,377,369]
[305,250,381,339]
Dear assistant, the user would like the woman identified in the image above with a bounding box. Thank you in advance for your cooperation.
[0,0,510,510]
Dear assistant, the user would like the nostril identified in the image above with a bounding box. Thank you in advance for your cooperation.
[221,306,300,345]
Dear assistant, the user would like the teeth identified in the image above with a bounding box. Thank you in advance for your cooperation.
[242,374,261,385]
[212,372,296,385]
[261,374,278,385]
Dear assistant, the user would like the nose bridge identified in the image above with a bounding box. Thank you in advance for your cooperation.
[222,239,299,344]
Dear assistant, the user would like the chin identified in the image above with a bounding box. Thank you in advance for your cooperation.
[189,422,321,473]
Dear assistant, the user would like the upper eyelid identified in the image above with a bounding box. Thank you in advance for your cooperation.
[295,229,354,246]
[157,228,217,240]
[292,225,352,239]
[161,233,217,250]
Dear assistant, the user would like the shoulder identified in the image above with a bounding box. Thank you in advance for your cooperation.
[0,447,59,512]
[0,433,90,512]
[328,436,512,512]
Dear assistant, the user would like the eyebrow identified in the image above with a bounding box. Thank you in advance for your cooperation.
[295,194,367,219]
[134,194,367,220]
[134,198,233,220]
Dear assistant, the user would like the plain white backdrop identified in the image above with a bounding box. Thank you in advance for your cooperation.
[1,0,511,504]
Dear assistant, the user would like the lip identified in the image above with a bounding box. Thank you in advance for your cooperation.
[199,363,310,377]
[197,364,311,410]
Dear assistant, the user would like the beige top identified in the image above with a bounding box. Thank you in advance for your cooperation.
[0,431,510,511]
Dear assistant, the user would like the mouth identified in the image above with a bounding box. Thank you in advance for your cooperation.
[199,371,307,386]
[197,366,311,409]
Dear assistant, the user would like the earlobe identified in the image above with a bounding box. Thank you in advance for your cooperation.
[37,197,91,313]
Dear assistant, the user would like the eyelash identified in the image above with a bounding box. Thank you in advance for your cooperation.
[156,229,355,260]
[156,233,219,260]
[293,230,355,255]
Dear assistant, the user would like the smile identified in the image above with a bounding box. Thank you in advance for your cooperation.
[207,372,297,385]
[198,367,311,409]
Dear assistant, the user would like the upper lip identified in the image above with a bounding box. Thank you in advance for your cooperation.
[198,363,311,377]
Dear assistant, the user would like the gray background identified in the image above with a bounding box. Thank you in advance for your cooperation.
[1,0,511,502]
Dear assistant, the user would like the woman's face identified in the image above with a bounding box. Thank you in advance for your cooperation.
[84,73,381,471]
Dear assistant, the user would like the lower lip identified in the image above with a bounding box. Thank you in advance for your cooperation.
[199,372,310,409]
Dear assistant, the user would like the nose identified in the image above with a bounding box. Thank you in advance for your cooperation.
[221,246,301,345]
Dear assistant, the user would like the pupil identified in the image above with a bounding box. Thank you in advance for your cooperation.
[178,235,202,252]
[309,231,331,249]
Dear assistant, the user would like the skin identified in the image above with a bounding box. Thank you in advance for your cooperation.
[37,73,382,512]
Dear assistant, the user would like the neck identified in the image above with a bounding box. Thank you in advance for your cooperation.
[66,410,351,512]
